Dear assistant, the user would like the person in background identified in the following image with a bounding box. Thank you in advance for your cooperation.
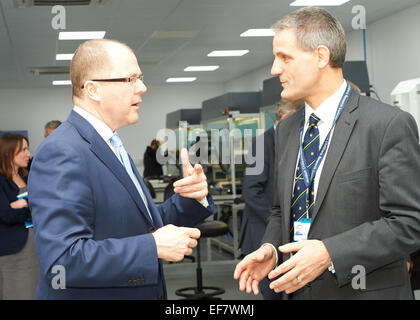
[143,139,163,179]
[0,133,38,299]
[27,120,62,172]
[44,120,62,138]
[239,98,304,299]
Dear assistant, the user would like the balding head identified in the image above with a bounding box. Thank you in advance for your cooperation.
[70,39,134,100]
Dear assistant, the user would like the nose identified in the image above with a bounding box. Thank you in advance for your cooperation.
[135,78,147,94]
[271,57,283,76]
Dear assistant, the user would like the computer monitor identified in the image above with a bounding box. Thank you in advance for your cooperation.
[343,61,370,94]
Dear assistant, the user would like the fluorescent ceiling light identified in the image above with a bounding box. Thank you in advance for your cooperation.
[290,0,350,6]
[166,77,197,83]
[240,29,275,37]
[184,66,219,72]
[58,31,106,40]
[52,80,72,86]
[56,54,74,61]
[207,50,249,57]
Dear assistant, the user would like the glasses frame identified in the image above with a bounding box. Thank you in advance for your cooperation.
[81,75,144,89]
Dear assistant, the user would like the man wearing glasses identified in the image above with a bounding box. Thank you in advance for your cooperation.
[28,39,215,300]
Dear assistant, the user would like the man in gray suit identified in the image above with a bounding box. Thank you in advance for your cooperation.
[234,7,420,299]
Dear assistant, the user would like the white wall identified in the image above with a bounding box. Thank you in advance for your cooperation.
[224,3,420,105]
[346,3,420,104]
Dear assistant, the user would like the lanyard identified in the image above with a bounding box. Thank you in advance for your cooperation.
[298,83,352,199]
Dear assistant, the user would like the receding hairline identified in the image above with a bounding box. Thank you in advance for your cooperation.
[70,39,136,99]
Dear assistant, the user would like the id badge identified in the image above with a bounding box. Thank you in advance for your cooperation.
[293,218,311,242]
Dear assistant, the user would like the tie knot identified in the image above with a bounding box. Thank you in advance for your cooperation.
[110,133,123,148]
[309,113,320,127]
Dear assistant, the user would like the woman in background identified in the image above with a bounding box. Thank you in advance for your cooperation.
[0,133,38,299]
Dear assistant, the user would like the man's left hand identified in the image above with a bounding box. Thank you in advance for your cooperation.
[173,148,208,202]
[267,240,331,294]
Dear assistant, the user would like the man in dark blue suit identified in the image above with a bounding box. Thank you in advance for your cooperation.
[239,99,303,299]
[28,39,215,299]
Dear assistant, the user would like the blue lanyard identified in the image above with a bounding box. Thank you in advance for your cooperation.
[298,83,352,194]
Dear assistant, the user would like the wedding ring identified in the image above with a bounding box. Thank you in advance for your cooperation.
[296,276,302,283]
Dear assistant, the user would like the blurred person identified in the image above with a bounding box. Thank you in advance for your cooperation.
[28,39,215,300]
[0,133,38,299]
[27,120,62,172]
[239,98,303,299]
[44,120,62,138]
[143,139,163,178]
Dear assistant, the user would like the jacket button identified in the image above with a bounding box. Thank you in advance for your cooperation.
[149,227,156,233]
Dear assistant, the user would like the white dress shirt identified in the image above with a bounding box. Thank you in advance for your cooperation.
[73,106,149,207]
[73,106,209,208]
[293,79,348,202]
[264,80,347,268]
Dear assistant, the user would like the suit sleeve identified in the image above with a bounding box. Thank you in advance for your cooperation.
[322,111,420,287]
[157,193,215,227]
[28,141,160,288]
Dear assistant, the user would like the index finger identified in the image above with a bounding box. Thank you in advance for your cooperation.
[173,174,200,188]
[182,227,201,239]
[268,254,296,279]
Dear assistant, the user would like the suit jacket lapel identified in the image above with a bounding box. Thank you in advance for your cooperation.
[311,91,359,223]
[131,159,163,227]
[67,111,155,225]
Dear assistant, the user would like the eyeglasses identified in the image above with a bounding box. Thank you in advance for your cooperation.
[81,75,144,89]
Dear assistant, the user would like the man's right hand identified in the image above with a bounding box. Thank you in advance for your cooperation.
[152,224,200,262]
[233,244,277,295]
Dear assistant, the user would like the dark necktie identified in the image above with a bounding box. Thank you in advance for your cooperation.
[291,113,320,231]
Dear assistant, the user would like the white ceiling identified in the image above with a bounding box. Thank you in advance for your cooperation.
[0,0,419,88]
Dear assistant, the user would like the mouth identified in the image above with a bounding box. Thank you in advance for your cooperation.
[131,101,141,107]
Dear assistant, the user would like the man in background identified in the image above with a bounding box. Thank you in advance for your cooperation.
[44,120,62,138]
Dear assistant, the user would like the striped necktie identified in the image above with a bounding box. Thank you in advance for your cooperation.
[110,133,153,222]
[290,113,320,233]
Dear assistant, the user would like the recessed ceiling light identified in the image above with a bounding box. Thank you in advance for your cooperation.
[207,50,249,57]
[52,80,72,86]
[56,54,74,61]
[184,66,219,72]
[166,77,197,83]
[58,31,106,40]
[240,29,275,37]
[290,0,350,6]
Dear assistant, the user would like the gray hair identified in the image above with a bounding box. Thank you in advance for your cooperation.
[276,99,304,120]
[44,120,62,130]
[271,7,346,68]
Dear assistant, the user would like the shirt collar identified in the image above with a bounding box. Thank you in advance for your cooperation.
[304,80,347,128]
[73,106,115,143]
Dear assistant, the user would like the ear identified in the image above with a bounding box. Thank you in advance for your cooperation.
[84,81,101,102]
[315,45,331,69]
